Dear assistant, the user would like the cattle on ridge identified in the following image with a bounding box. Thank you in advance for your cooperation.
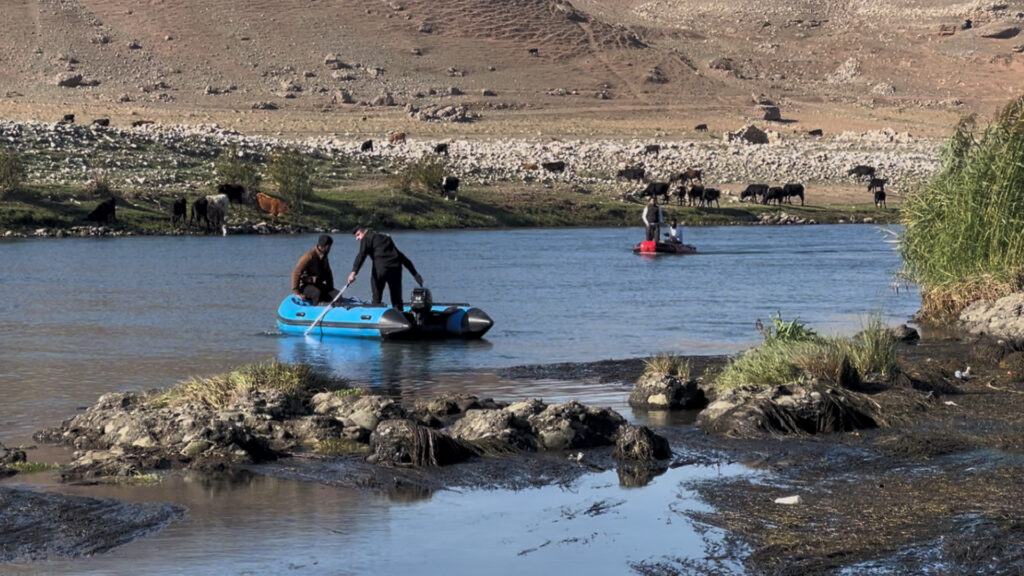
[171,197,187,229]
[85,198,117,224]
[255,192,290,219]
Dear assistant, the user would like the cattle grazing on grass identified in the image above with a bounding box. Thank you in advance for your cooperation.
[217,183,253,205]
[206,194,229,235]
[694,123,708,132]
[641,181,671,204]
[440,176,460,200]
[528,48,539,56]
[808,129,823,137]
[434,142,449,155]
[701,187,721,208]
[255,192,290,219]
[763,186,785,206]
[617,166,645,182]
[85,198,117,223]
[740,184,769,203]
[360,139,373,152]
[189,197,209,230]
[687,184,705,207]
[671,167,703,187]
[869,178,888,208]
[644,144,661,154]
[93,118,110,127]
[847,165,875,179]
[782,183,805,206]
[874,189,887,208]
[388,131,407,145]
[171,197,187,229]
[541,161,566,173]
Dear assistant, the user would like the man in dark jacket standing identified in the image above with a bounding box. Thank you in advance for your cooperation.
[347,226,423,310]
[292,234,338,304]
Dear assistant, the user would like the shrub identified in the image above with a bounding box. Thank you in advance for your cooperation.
[643,354,691,380]
[0,147,24,195]
[215,144,262,189]
[900,96,1024,318]
[851,315,900,379]
[392,155,447,196]
[149,361,348,409]
[268,149,312,213]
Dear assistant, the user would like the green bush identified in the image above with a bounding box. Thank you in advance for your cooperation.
[215,144,262,189]
[392,155,447,196]
[643,354,691,380]
[0,148,25,195]
[268,149,312,213]
[149,361,349,409]
[900,96,1024,317]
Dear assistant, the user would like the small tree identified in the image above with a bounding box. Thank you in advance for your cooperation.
[215,144,262,189]
[268,149,312,213]
[0,147,25,196]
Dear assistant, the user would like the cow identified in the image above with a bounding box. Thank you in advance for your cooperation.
[763,186,785,206]
[205,193,229,234]
[92,118,110,127]
[874,189,887,208]
[388,131,406,145]
[702,187,721,208]
[520,162,539,170]
[868,177,888,194]
[641,182,671,204]
[59,114,75,124]
[687,184,705,207]
[131,120,154,128]
[617,166,645,182]
[189,197,209,231]
[360,139,373,152]
[85,198,116,223]
[782,183,805,206]
[740,184,769,203]
[528,48,539,56]
[171,197,187,229]
[694,123,708,132]
[644,144,661,154]
[541,161,566,173]
[217,183,253,205]
[434,142,449,155]
[671,167,702,187]
[847,165,875,179]
[440,176,459,200]
[255,192,290,219]
[808,128,823,137]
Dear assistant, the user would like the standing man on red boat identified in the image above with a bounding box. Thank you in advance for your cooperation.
[347,226,423,310]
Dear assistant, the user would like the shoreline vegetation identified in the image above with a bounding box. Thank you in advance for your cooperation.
[0,118,929,237]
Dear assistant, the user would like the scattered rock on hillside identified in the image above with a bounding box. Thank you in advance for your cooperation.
[726,124,769,144]
[55,73,83,88]
[323,53,349,69]
[761,105,781,121]
[644,67,669,83]
[252,101,279,110]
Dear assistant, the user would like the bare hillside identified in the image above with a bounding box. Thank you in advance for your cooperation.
[0,0,1022,138]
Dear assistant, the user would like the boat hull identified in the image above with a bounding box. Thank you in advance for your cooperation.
[632,240,697,255]
[277,296,493,340]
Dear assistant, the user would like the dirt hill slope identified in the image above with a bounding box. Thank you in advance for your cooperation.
[1,0,1022,138]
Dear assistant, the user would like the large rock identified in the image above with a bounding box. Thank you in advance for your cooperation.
[629,373,705,410]
[369,419,473,467]
[448,408,536,451]
[55,73,83,88]
[725,124,769,144]
[959,293,1024,342]
[613,425,671,461]
[527,400,626,451]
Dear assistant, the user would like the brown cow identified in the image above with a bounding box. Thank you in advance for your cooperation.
[255,192,291,219]
[388,131,407,145]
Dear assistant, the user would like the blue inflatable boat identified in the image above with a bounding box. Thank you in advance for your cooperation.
[277,288,493,340]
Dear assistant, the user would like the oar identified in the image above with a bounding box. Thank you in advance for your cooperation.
[304,282,352,336]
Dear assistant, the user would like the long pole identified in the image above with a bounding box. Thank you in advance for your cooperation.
[304,282,352,336]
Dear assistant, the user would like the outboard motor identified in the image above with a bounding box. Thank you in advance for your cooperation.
[409,287,433,326]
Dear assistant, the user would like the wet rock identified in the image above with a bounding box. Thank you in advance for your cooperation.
[527,400,625,451]
[629,372,705,410]
[613,424,671,461]
[448,406,536,452]
[0,486,184,561]
[698,383,878,439]
[890,324,920,344]
[369,419,473,467]
[411,393,506,427]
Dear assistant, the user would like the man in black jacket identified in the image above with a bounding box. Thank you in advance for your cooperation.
[347,226,423,309]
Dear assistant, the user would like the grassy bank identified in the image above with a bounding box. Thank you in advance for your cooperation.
[900,95,1024,319]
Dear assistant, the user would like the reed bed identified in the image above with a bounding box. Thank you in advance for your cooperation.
[900,96,1024,318]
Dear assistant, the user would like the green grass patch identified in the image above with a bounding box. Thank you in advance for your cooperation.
[148,361,350,410]
[8,461,61,474]
[96,473,162,486]
[900,96,1024,318]
[644,354,692,380]
[313,438,371,456]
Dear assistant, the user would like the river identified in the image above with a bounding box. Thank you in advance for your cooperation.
[0,225,918,575]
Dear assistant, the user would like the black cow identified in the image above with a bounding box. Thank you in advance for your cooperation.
[617,166,645,181]
[740,184,769,203]
[847,165,875,179]
[641,182,671,203]
[808,128,823,137]
[782,182,805,206]
[59,114,75,124]
[85,198,117,223]
[644,144,661,154]
[874,190,887,208]
[763,186,785,206]
[434,142,449,155]
[189,197,209,231]
[92,118,110,127]
[687,184,705,206]
[441,176,459,200]
[527,48,539,56]
[217,183,252,205]
[867,178,888,194]
[360,139,373,152]
[702,187,721,208]
[694,123,708,132]
[171,197,187,229]
[541,161,566,173]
